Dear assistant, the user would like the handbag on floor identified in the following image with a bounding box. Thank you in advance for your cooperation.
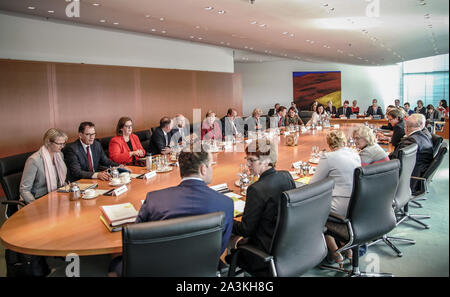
[5,249,50,277]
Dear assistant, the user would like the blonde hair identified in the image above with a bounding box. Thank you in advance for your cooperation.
[353,125,377,146]
[252,108,263,117]
[43,128,68,147]
[326,130,347,150]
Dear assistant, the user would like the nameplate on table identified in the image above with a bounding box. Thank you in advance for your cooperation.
[113,185,128,196]
[333,124,340,129]
[143,171,157,179]
[316,126,323,130]
[292,161,302,169]
[284,131,290,136]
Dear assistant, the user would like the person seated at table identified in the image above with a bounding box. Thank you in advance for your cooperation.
[201,110,222,141]
[246,108,265,133]
[108,148,234,277]
[351,100,359,114]
[221,108,243,140]
[394,99,404,111]
[378,108,405,149]
[366,98,384,119]
[325,100,337,117]
[436,99,449,119]
[306,104,326,126]
[353,125,389,166]
[414,100,426,116]
[149,116,173,155]
[285,106,304,126]
[229,139,295,276]
[390,114,433,193]
[64,122,118,182]
[337,100,352,118]
[380,105,396,130]
[109,117,146,164]
[20,128,68,204]
[404,102,414,116]
[170,114,190,145]
[271,106,287,128]
[290,101,298,114]
[311,101,318,112]
[309,130,361,265]
[267,103,280,117]
[425,104,441,132]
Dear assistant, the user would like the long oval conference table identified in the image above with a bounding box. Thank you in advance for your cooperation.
[0,123,393,257]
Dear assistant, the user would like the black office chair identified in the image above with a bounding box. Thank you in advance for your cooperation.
[320,160,400,277]
[368,144,418,256]
[298,110,314,124]
[98,136,113,158]
[409,142,448,221]
[0,151,34,218]
[228,177,334,277]
[122,212,225,277]
[134,129,152,152]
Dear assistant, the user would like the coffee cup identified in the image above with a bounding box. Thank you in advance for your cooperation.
[111,177,121,185]
[83,189,96,198]
[120,175,131,184]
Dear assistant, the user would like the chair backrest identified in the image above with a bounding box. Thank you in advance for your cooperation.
[0,151,34,216]
[98,136,113,157]
[347,160,400,244]
[298,110,314,124]
[421,142,448,184]
[431,133,443,158]
[134,129,152,151]
[271,177,334,277]
[122,212,224,277]
[394,144,417,211]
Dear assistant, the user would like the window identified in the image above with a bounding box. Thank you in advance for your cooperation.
[401,54,449,108]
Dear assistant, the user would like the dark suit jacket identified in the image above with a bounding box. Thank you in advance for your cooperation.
[390,129,433,191]
[325,106,337,116]
[220,116,242,138]
[337,106,352,118]
[366,106,384,118]
[149,127,172,155]
[426,110,440,122]
[64,139,117,182]
[137,179,234,254]
[233,168,296,254]
[391,121,405,149]
[267,108,276,117]
[415,106,426,116]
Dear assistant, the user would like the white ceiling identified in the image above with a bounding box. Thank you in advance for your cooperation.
[0,0,448,65]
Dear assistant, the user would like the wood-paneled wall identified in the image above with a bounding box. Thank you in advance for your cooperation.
[0,59,242,158]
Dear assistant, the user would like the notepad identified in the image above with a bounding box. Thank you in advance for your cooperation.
[224,192,246,217]
[100,203,138,227]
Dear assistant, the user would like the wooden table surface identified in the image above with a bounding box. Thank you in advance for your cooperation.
[0,124,392,256]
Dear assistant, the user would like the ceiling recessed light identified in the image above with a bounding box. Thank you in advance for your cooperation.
[92,3,100,7]
[198,37,203,40]
[48,10,54,13]
[100,20,106,23]
[160,17,165,21]
[204,6,213,11]
[145,14,151,18]
[27,6,35,10]
[195,26,200,29]
[190,36,194,39]
[113,22,119,25]
[259,24,266,27]
[161,30,166,34]
[151,28,156,32]
[251,21,257,25]
[218,10,225,14]
[290,34,294,37]
[282,32,288,35]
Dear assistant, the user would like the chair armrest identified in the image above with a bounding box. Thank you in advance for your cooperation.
[2,201,26,207]
[328,212,349,223]
[236,244,273,263]
[411,176,426,181]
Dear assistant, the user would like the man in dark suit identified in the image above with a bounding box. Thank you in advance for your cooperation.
[267,103,280,117]
[149,117,173,155]
[366,98,384,118]
[337,100,353,118]
[270,106,287,128]
[64,122,118,182]
[325,101,337,117]
[390,113,433,192]
[220,108,243,139]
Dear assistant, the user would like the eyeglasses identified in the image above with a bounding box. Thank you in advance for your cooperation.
[124,125,133,129]
[51,141,66,147]
[245,157,260,163]
[84,133,96,137]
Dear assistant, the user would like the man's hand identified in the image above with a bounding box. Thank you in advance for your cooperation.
[97,171,110,181]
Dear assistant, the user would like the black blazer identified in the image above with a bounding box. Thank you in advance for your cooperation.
[267,108,276,117]
[391,120,405,149]
[337,106,352,118]
[325,106,337,116]
[366,106,384,118]
[64,139,117,182]
[415,106,426,116]
[233,168,296,255]
[149,127,172,155]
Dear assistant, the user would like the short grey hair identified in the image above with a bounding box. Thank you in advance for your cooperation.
[406,113,425,129]
[353,125,377,146]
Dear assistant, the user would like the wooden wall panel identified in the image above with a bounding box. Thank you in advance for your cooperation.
[0,59,242,158]
[54,63,137,141]
[0,60,53,156]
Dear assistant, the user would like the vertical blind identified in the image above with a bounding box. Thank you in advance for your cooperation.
[401,54,449,108]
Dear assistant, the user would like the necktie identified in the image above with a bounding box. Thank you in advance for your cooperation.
[86,145,94,172]
[278,117,282,127]
[165,133,169,146]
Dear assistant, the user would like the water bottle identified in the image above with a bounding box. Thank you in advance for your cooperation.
[146,154,152,171]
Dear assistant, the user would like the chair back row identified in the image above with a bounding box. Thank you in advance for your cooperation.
[394,144,418,211]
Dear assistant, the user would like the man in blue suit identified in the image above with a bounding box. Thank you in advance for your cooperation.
[108,149,234,276]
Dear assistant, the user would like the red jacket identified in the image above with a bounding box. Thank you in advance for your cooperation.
[109,134,145,164]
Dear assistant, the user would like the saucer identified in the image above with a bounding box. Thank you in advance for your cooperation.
[156,166,173,173]
[109,180,130,186]
[82,192,99,200]
[234,180,241,187]
[309,158,320,164]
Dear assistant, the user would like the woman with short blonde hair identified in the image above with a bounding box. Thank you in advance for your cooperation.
[326,130,347,150]
[353,125,389,166]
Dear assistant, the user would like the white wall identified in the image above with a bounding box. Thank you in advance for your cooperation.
[235,59,401,116]
[0,11,234,73]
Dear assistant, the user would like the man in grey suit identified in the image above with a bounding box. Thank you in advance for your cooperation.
[64,122,117,182]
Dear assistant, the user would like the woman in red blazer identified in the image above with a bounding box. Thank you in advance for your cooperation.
[109,117,145,164]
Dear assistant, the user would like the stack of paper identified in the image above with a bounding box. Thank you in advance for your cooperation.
[210,183,231,194]
[224,192,246,217]
[100,202,138,232]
